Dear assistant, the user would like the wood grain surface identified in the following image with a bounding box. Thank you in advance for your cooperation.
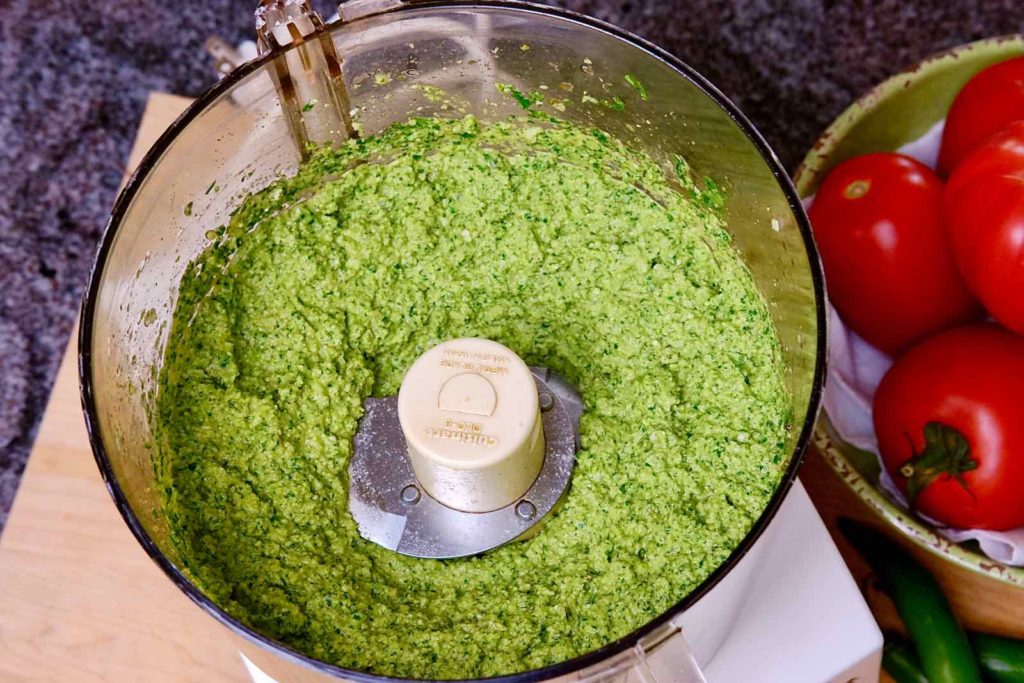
[801,447,1024,641]
[0,93,250,683]
[1,92,1022,682]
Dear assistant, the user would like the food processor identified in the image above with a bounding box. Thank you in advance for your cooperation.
[79,0,853,680]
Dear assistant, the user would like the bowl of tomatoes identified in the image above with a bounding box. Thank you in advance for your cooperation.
[795,35,1024,585]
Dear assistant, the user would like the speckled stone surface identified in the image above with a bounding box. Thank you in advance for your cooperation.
[0,0,1021,531]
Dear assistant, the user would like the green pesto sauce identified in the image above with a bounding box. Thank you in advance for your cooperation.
[157,115,790,679]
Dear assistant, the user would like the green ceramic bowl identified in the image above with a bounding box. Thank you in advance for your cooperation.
[794,35,1024,586]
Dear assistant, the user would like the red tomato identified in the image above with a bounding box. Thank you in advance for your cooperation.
[945,121,1024,335]
[808,152,978,355]
[873,324,1024,530]
[939,57,1024,176]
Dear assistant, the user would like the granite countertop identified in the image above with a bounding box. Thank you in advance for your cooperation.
[0,0,1020,531]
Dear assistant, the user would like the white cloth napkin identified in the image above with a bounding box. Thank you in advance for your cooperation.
[814,120,1024,565]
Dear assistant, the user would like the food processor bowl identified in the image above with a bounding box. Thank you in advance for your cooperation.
[80,1,825,681]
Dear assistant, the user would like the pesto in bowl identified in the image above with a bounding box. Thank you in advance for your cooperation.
[156,114,790,679]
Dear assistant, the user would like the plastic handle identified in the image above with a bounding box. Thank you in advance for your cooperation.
[576,619,707,683]
[253,0,357,157]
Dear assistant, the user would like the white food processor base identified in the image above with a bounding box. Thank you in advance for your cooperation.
[241,481,882,683]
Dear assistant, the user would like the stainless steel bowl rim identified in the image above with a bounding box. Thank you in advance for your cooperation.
[78,2,828,681]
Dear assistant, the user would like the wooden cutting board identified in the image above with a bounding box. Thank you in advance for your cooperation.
[1,92,1021,683]
[0,93,250,683]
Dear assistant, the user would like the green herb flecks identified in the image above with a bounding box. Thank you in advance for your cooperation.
[624,74,649,100]
[601,96,625,111]
[496,82,543,109]
[157,114,788,681]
